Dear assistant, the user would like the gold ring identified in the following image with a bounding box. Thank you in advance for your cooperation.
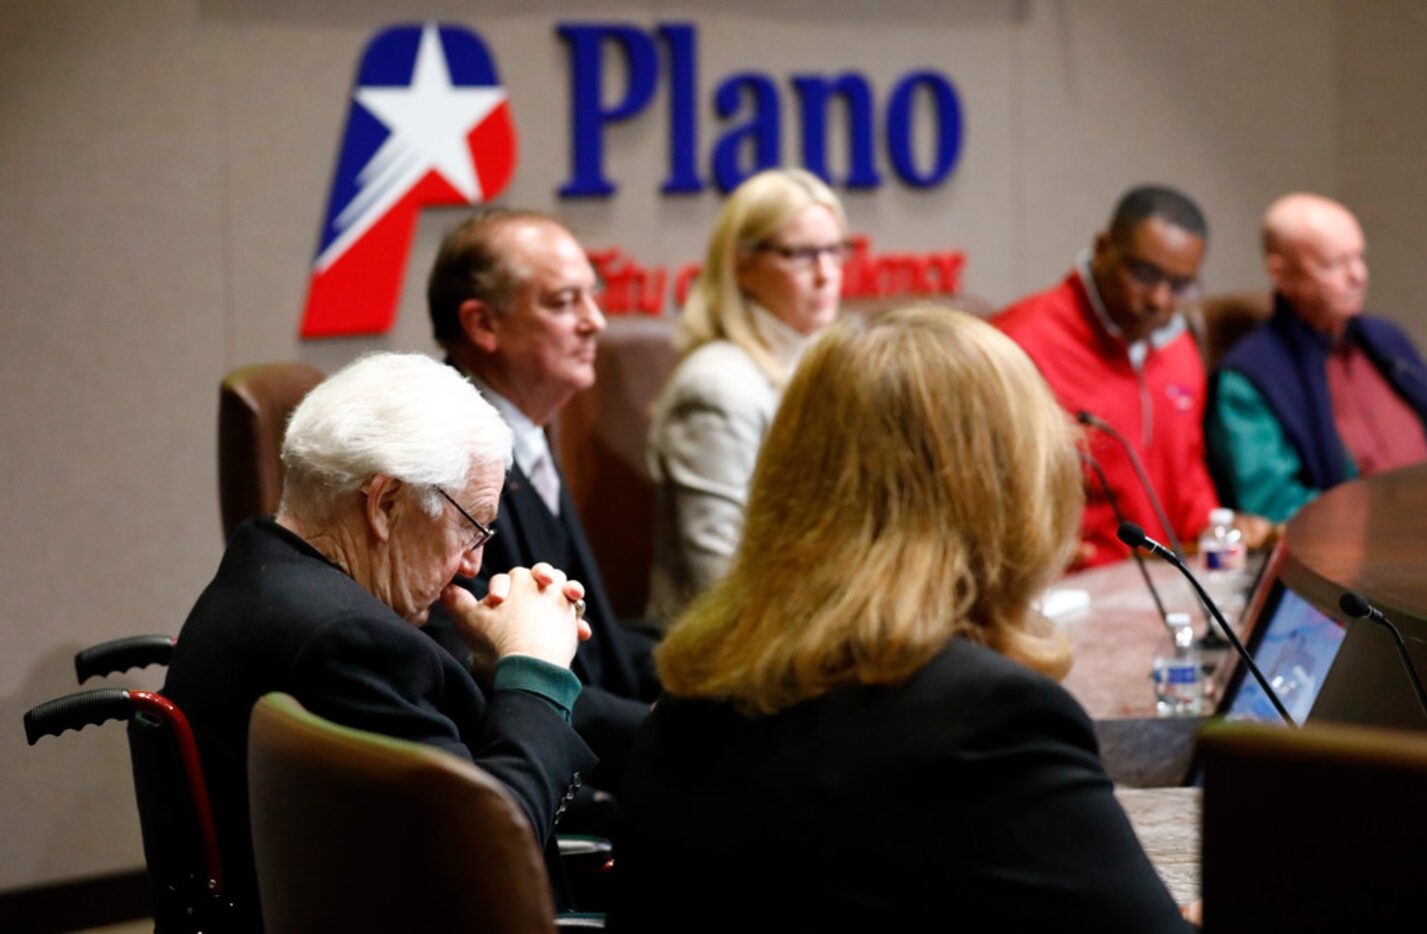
[573,598,586,620]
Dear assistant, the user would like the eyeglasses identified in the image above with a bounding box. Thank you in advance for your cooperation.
[1121,257,1198,298]
[436,488,497,553]
[749,240,852,269]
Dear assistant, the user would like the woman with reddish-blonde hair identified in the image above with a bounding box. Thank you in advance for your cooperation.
[614,306,1188,932]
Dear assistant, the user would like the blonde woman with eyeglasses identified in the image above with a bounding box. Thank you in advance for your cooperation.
[646,168,849,626]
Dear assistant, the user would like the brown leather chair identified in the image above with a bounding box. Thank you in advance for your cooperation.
[1192,291,1273,371]
[555,317,677,618]
[248,692,564,934]
[1199,719,1427,931]
[218,363,324,540]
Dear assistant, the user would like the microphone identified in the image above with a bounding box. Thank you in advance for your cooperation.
[1338,592,1427,722]
[1079,452,1172,631]
[1077,410,1186,560]
[1080,411,1226,641]
[1117,524,1175,561]
[1118,521,1296,727]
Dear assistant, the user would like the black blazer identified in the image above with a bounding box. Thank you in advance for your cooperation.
[164,519,596,928]
[611,638,1188,932]
[429,460,659,789]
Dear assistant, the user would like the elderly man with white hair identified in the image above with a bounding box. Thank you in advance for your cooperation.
[164,352,597,929]
[1207,194,1427,522]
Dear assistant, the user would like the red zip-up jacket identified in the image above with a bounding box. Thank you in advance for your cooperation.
[994,272,1218,569]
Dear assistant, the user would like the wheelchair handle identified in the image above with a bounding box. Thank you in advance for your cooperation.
[24,688,135,745]
[75,635,176,683]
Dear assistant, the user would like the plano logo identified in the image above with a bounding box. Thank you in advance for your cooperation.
[300,22,516,337]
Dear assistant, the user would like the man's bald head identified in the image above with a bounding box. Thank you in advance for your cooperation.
[1262,193,1369,336]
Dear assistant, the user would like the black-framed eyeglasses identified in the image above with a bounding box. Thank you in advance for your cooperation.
[1121,257,1198,297]
[437,488,496,553]
[749,240,853,269]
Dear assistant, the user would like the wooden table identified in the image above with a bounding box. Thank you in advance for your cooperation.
[1276,462,1427,731]
[1116,787,1201,905]
[1055,557,1254,719]
[1280,461,1427,627]
[1051,465,1427,909]
[1050,558,1224,906]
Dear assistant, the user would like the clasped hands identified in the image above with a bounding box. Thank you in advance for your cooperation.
[441,562,592,671]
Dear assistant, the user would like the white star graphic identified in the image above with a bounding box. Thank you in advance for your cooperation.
[317,22,505,271]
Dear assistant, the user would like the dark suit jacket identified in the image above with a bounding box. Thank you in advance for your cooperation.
[428,460,659,790]
[164,519,596,929]
[611,638,1188,932]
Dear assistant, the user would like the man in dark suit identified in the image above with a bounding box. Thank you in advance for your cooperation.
[164,353,596,928]
[425,209,660,803]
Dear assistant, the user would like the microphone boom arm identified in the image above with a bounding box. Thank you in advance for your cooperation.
[1118,521,1296,727]
[1339,592,1427,722]
[1080,451,1172,632]
[1077,410,1187,560]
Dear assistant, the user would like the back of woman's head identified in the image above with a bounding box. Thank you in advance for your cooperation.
[678,168,845,360]
[657,305,1082,714]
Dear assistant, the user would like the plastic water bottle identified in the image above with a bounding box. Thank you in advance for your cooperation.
[1198,507,1248,626]
[1153,612,1203,716]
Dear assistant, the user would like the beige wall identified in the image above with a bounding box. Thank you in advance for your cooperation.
[2,0,1423,893]
[1337,1,1427,339]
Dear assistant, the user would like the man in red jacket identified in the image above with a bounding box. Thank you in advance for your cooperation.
[995,185,1266,568]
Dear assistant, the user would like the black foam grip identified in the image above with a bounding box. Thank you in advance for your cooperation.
[1338,592,1372,620]
[74,635,175,683]
[23,689,135,745]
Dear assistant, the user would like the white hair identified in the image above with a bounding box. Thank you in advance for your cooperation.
[279,352,513,520]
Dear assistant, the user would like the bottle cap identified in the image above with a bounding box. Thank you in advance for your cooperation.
[1166,612,1192,626]
[1209,507,1235,526]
